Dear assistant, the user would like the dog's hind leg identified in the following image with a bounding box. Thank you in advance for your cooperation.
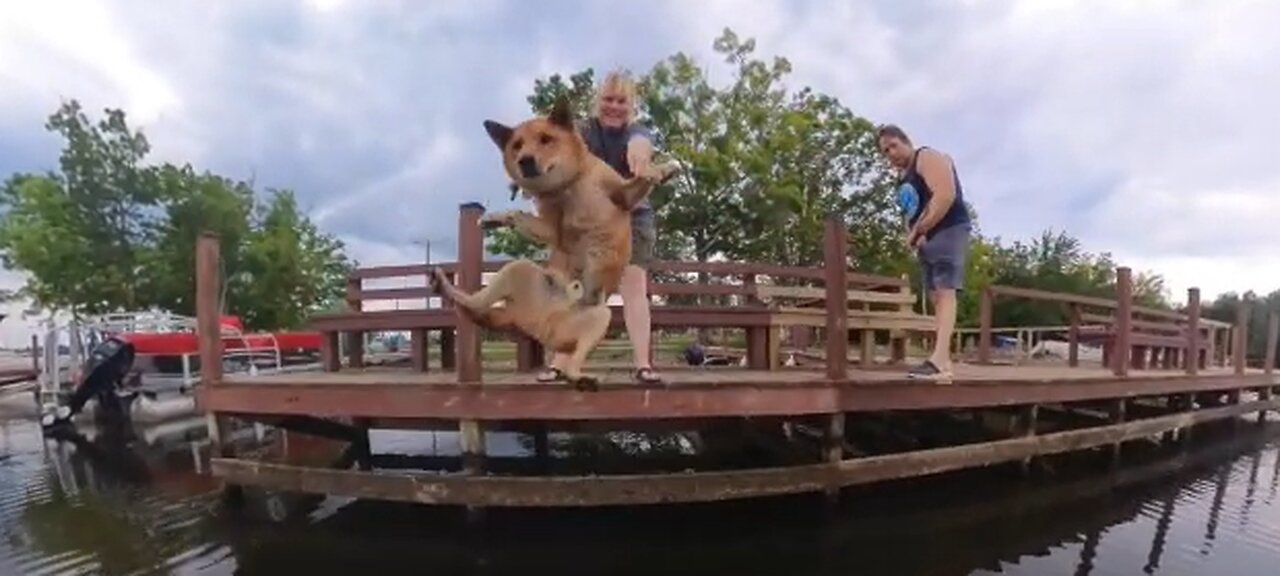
[557,304,612,392]
[430,263,530,327]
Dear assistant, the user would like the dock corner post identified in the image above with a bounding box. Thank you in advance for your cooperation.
[1186,287,1201,375]
[978,286,993,364]
[1265,311,1278,376]
[823,215,849,381]
[1262,311,1277,422]
[1113,267,1133,377]
[1232,296,1250,376]
[456,202,487,524]
[197,231,236,494]
[821,215,848,507]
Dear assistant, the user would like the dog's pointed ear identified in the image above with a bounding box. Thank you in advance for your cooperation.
[483,120,514,149]
[548,96,575,129]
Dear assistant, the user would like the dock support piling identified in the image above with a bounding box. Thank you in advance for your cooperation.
[1110,399,1127,465]
[1019,404,1038,476]
[1262,312,1278,423]
[824,412,845,506]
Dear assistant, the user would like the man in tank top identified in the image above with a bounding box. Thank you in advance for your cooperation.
[878,124,972,383]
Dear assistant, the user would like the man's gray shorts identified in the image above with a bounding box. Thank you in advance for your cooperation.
[916,223,970,293]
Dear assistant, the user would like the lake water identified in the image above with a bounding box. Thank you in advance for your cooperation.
[1,406,1279,575]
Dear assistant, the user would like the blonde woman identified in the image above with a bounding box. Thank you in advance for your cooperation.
[537,70,663,384]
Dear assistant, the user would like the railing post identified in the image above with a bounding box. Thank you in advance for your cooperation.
[978,287,993,364]
[345,277,364,369]
[1186,287,1200,375]
[1113,267,1132,377]
[823,216,848,381]
[1068,303,1081,368]
[198,232,223,387]
[456,202,485,383]
[1233,297,1250,375]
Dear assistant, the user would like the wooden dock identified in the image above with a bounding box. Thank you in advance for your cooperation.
[193,204,1280,509]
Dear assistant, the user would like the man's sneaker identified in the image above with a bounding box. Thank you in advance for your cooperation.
[907,360,953,384]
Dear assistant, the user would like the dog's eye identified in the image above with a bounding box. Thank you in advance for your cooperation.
[539,134,553,145]
[511,138,523,151]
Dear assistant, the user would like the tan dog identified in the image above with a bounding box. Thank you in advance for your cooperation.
[480,96,679,307]
[429,259,610,391]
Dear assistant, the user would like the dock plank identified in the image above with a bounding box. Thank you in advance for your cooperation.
[220,363,1259,387]
[200,363,1278,421]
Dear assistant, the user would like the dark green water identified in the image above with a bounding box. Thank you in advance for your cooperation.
[2,408,1279,575]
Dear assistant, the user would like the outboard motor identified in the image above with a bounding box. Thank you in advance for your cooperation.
[41,336,137,429]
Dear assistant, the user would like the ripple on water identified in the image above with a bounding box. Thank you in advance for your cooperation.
[5,415,1280,575]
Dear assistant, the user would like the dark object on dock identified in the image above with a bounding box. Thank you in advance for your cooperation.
[191,204,1280,513]
[683,343,741,367]
[41,336,137,429]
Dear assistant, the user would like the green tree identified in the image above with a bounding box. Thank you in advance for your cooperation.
[137,163,255,316]
[0,100,160,315]
[0,99,354,329]
[1202,290,1280,363]
[492,29,902,281]
[236,190,352,329]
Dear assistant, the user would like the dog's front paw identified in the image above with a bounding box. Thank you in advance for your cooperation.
[428,267,449,294]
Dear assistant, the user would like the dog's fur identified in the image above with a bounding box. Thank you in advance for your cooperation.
[479,97,679,307]
[429,260,610,391]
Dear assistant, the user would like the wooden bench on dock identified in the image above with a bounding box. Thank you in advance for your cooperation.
[753,277,934,368]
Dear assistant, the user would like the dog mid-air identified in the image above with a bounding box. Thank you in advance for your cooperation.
[478,95,680,306]
[430,97,678,389]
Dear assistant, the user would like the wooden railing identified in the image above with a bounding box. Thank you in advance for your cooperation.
[290,203,1276,381]
[976,275,1256,376]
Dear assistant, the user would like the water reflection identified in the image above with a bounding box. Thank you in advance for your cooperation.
[0,414,1277,575]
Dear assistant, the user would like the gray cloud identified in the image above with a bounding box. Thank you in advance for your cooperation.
[1,0,1277,305]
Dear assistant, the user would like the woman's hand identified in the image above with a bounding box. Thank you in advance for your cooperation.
[627,135,653,177]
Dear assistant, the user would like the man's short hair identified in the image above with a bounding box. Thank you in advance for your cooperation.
[877,124,911,145]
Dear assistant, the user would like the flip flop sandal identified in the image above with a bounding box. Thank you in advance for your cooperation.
[633,367,662,384]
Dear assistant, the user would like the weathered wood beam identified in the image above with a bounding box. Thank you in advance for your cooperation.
[209,398,1280,508]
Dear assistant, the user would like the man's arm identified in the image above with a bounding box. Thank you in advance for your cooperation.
[909,148,957,237]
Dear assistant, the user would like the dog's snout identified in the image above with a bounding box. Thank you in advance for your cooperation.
[518,156,540,178]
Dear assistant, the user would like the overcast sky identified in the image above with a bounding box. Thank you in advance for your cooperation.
[1,0,1277,344]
